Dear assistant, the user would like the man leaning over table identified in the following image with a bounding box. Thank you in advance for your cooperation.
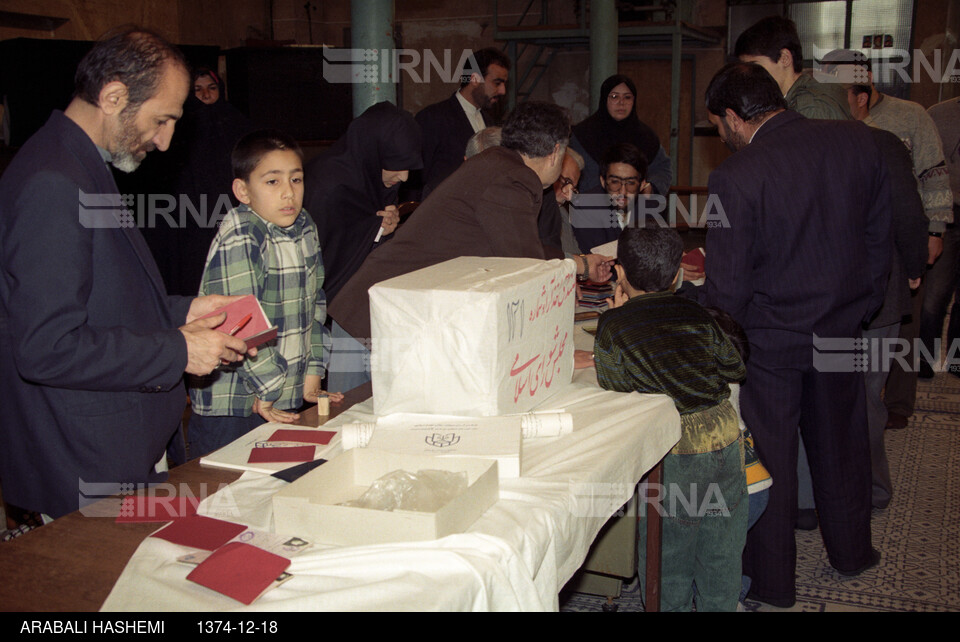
[0,28,252,527]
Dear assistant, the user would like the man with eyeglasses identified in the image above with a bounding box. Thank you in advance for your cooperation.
[570,142,652,253]
[551,148,615,283]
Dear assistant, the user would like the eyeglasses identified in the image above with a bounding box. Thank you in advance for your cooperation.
[607,92,634,103]
[557,176,579,194]
[605,175,641,189]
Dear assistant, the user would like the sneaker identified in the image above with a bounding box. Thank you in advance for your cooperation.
[0,523,37,541]
[743,428,772,493]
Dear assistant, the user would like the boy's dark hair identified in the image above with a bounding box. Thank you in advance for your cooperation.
[75,27,188,112]
[460,47,511,87]
[704,306,750,363]
[705,61,788,122]
[232,129,304,181]
[600,142,648,180]
[501,101,570,158]
[617,227,683,293]
[734,16,804,73]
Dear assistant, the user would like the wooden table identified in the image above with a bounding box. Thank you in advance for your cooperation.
[0,384,370,612]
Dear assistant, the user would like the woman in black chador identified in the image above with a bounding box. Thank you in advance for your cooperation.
[303,101,423,303]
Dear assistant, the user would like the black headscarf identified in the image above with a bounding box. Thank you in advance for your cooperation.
[572,74,660,168]
[192,68,224,104]
[304,101,423,302]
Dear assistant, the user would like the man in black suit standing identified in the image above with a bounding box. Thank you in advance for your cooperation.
[415,47,510,199]
[0,29,249,525]
[701,62,892,607]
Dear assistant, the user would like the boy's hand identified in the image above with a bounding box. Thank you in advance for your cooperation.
[302,374,322,403]
[573,349,596,369]
[252,398,300,424]
[680,262,705,282]
[377,205,400,236]
[303,374,345,405]
[180,314,248,375]
[605,282,629,309]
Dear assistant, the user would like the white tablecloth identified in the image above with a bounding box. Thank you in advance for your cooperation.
[102,345,680,612]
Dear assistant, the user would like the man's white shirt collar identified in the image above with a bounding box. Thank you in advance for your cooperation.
[456,90,485,134]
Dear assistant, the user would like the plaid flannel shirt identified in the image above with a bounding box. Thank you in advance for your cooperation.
[188,205,330,416]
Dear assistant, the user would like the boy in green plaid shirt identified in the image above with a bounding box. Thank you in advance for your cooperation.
[188,130,342,457]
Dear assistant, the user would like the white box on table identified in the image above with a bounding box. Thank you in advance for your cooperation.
[359,413,523,478]
[272,449,500,546]
[369,257,577,417]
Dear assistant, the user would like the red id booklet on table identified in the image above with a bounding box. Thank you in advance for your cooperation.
[150,515,247,551]
[187,542,291,605]
[200,294,277,348]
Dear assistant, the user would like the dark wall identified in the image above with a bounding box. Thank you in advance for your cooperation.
[224,47,352,142]
[0,38,219,147]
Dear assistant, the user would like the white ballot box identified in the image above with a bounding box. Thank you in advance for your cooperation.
[369,257,577,416]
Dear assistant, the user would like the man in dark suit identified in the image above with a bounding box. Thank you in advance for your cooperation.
[701,62,892,607]
[414,47,510,199]
[0,29,248,522]
[330,101,569,346]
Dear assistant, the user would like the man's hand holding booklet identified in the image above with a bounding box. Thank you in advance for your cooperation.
[201,294,278,349]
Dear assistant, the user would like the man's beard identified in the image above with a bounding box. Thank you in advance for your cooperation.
[719,119,748,153]
[109,107,149,173]
[473,85,498,111]
[723,132,747,153]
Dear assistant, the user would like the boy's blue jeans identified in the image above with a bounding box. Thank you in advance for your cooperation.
[639,438,748,612]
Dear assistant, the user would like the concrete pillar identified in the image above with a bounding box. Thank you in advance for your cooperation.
[589,0,618,109]
[351,0,396,116]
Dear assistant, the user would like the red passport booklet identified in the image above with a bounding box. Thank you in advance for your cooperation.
[187,542,291,605]
[247,445,316,464]
[201,294,278,348]
[682,248,705,272]
[267,429,336,446]
[150,515,247,551]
